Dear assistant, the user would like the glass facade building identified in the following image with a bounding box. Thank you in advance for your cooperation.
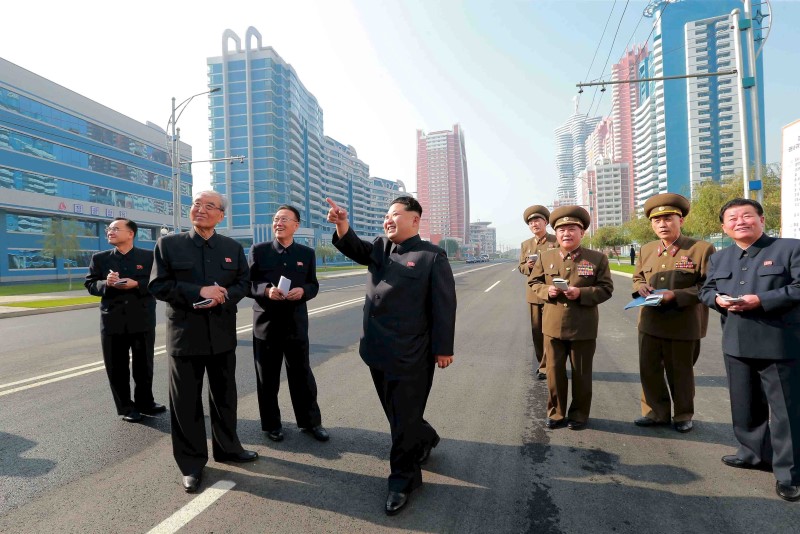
[0,57,192,283]
[208,27,401,246]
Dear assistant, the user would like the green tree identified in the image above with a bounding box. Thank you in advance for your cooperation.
[315,243,337,265]
[41,218,81,289]
[622,215,654,246]
[438,238,460,258]
[593,225,627,255]
[684,167,781,239]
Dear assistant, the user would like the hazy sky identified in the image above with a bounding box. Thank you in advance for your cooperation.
[1,0,796,247]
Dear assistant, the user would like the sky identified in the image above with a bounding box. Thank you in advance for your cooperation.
[1,0,797,248]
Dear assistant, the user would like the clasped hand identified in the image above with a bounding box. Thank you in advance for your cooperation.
[548,286,580,300]
[267,286,304,301]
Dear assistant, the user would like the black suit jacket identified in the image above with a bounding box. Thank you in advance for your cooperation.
[699,234,800,359]
[148,229,249,357]
[84,246,156,335]
[248,240,319,340]
[332,229,457,375]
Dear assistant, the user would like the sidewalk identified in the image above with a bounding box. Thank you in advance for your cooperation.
[0,269,367,319]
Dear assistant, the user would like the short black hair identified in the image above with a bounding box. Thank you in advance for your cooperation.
[718,198,763,222]
[114,217,137,237]
[277,204,301,223]
[390,196,423,216]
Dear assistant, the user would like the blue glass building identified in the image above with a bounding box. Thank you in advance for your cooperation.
[633,0,766,208]
[207,27,402,248]
[0,57,192,283]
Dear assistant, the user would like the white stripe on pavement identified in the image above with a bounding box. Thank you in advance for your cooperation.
[1,297,364,396]
[484,281,501,293]
[146,480,236,534]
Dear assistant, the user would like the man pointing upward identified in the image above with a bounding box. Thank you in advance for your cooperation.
[326,196,457,516]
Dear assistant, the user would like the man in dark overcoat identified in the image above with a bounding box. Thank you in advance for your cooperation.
[85,217,164,422]
[149,190,257,493]
[326,195,456,516]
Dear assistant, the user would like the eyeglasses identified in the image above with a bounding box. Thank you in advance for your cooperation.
[105,226,130,234]
[191,202,223,212]
[273,217,298,224]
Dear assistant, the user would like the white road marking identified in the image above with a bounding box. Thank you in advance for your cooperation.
[320,283,363,293]
[454,263,503,278]
[485,281,501,293]
[146,480,236,534]
[2,297,364,396]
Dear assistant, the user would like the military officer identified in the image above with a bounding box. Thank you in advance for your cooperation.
[530,206,613,430]
[632,193,715,433]
[518,205,558,380]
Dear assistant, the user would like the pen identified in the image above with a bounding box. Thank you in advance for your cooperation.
[215,281,227,301]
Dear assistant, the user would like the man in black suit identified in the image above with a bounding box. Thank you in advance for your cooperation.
[85,218,165,422]
[326,196,457,516]
[149,191,257,493]
[699,198,800,502]
[248,205,328,443]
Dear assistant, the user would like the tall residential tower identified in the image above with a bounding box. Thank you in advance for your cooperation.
[416,124,470,246]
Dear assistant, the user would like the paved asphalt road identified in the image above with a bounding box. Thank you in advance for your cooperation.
[0,261,798,533]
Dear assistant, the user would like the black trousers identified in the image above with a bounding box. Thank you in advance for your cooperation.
[370,362,438,493]
[100,329,155,415]
[253,335,321,431]
[724,354,800,485]
[168,350,245,476]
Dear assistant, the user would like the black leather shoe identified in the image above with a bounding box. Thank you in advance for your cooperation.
[265,429,284,442]
[536,371,547,380]
[215,450,258,463]
[303,425,330,442]
[776,482,800,502]
[385,491,409,516]
[545,418,566,429]
[674,420,693,433]
[634,416,669,427]
[122,409,143,423]
[419,434,441,465]
[182,471,202,493]
[721,455,772,471]
[140,403,167,415]
[567,420,587,431]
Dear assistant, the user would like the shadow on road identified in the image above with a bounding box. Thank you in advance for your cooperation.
[0,432,56,478]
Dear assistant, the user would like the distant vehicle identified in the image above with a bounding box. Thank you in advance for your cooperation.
[480,254,490,262]
[465,255,478,264]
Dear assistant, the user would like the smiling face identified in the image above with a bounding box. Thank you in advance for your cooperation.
[528,216,548,238]
[190,191,225,232]
[383,203,420,244]
[650,213,683,243]
[272,208,299,244]
[721,204,765,246]
[555,224,585,252]
[106,220,134,248]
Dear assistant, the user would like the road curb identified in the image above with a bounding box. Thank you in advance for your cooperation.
[0,302,98,319]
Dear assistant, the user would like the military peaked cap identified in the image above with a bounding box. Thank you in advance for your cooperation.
[523,205,551,224]
[550,206,590,230]
[644,193,690,218]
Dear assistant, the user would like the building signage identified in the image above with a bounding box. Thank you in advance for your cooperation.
[781,119,800,238]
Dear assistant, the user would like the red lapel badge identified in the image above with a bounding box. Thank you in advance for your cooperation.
[225,257,232,263]
[136,264,143,270]
[764,260,773,266]
[297,261,303,266]
[407,261,415,267]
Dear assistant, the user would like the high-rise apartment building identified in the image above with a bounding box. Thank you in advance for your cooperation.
[554,100,601,204]
[208,27,402,246]
[469,221,496,256]
[416,124,470,246]
[633,0,765,211]
[0,57,190,283]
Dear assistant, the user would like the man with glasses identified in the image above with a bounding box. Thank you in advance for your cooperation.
[248,205,328,443]
[150,190,257,494]
[85,217,164,423]
[700,198,800,502]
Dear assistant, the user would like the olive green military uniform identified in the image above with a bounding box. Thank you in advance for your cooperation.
[633,201,715,424]
[530,206,614,424]
[519,233,558,374]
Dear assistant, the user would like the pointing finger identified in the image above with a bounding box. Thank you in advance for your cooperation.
[325,197,339,211]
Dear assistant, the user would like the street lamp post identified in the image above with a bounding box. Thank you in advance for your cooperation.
[169,87,220,233]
